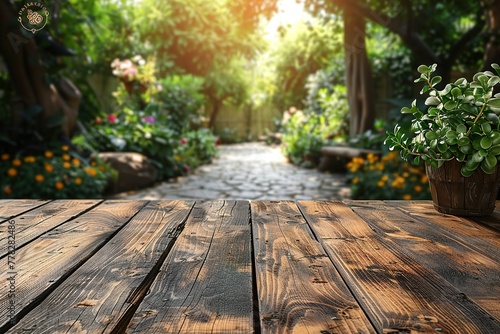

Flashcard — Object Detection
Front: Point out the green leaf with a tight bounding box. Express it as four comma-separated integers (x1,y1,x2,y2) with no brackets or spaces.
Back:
417,64,430,74
461,165,474,177
487,76,500,87
444,100,458,110
481,122,492,134
488,98,500,109
456,124,467,133
431,75,442,87
425,96,441,106
401,107,412,114
425,131,439,140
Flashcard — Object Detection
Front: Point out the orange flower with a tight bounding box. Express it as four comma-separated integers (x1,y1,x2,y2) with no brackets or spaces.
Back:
421,175,428,184
1,153,9,160
72,158,81,167
90,161,97,167
24,156,36,163
35,174,44,182
75,177,82,185
12,159,22,167
414,185,422,193
55,181,64,190
63,162,71,169
63,154,71,161
7,168,17,177
352,177,359,184
403,194,412,200
45,164,54,173
45,151,53,158
3,185,12,194
61,145,69,151
85,167,97,177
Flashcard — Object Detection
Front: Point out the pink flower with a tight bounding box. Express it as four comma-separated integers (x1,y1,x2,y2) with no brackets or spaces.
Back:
108,114,117,123
143,115,155,124
180,138,188,145
183,164,190,173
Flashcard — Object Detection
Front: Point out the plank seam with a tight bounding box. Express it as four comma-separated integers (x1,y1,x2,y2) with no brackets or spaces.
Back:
109,201,196,334
0,200,149,334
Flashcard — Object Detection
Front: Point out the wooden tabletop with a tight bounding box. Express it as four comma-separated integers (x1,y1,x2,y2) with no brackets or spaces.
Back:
0,199,499,333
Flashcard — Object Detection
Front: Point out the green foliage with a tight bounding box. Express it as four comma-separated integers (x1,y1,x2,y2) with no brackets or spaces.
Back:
271,18,343,109
347,151,430,200
281,112,326,166
157,75,206,131
0,144,112,199
385,64,500,176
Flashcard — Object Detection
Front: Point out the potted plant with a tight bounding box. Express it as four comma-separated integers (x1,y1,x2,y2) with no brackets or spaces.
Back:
385,63,500,216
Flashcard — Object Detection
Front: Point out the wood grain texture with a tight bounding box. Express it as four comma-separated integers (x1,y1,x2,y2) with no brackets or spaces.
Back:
347,200,500,319
252,200,375,334
0,200,49,221
0,200,147,331
7,200,192,334
0,199,101,258
299,200,500,334
128,200,254,334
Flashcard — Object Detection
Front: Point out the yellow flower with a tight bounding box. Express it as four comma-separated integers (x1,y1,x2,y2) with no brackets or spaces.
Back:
75,177,82,185
403,194,412,200
85,167,97,177
367,153,378,164
45,151,53,158
63,162,71,169
24,156,36,163
45,164,54,173
377,162,385,171
35,174,44,182
1,153,9,160
381,175,389,182
61,145,69,151
382,151,398,162
174,155,182,162
3,185,12,194
414,185,422,193
377,180,385,188
7,168,17,177
12,158,22,167
55,181,64,190
352,177,359,184
391,176,405,189
72,158,81,167
421,175,428,184
63,154,71,161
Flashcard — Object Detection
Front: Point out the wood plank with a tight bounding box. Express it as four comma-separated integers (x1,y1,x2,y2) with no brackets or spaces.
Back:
7,200,193,334
252,200,375,334
299,200,500,333
0,199,102,258
346,200,500,319
0,200,50,222
385,201,500,262
127,200,255,334
0,200,147,331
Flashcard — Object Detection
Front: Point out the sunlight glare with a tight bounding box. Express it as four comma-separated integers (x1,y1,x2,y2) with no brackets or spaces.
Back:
265,0,308,38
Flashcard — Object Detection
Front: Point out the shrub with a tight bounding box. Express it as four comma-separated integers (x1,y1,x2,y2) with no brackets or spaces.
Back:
347,151,431,200
0,144,112,199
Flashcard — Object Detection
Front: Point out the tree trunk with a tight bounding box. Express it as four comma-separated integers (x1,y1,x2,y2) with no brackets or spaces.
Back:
0,1,78,140
483,0,500,69
208,98,223,129
343,7,376,138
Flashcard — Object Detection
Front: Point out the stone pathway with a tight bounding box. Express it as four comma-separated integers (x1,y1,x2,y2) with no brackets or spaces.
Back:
114,142,350,200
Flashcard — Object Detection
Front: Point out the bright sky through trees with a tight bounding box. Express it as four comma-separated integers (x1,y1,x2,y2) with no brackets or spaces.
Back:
265,0,309,39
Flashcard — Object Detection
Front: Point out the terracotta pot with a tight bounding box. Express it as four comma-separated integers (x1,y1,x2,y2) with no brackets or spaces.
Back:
426,159,500,216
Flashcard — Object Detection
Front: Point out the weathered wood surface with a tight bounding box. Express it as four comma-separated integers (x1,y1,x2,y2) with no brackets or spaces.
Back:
251,201,375,333
0,200,498,334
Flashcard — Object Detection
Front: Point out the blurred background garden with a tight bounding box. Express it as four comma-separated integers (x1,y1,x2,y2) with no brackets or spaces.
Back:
0,0,498,200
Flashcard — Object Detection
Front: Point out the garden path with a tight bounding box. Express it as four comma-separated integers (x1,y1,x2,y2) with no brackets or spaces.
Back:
114,142,350,200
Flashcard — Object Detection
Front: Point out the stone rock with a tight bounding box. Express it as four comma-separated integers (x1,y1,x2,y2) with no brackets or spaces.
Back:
98,152,158,193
